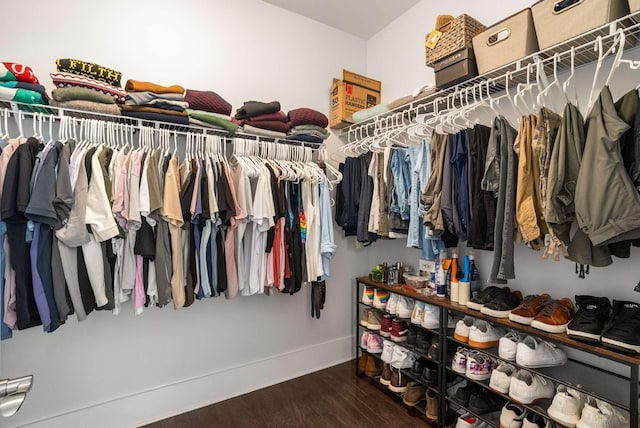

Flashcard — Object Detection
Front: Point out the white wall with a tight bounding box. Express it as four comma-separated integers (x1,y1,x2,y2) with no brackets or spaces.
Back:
0,1,417,427
366,0,640,300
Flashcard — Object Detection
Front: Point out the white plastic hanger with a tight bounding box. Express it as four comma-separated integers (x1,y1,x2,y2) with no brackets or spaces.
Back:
586,35,612,113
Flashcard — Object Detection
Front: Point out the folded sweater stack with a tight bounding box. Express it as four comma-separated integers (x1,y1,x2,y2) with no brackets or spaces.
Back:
185,89,237,134
0,62,49,105
234,101,290,138
122,80,188,125
50,58,124,114
286,107,329,144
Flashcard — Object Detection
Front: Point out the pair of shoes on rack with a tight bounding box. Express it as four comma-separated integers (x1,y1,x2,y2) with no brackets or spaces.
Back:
451,382,501,415
497,332,567,368
380,315,410,342
360,331,383,354
500,402,553,428
451,348,496,380
568,296,640,354
489,362,560,404
357,349,382,378
455,318,506,349
412,301,450,329
380,340,418,393
362,286,415,318
501,393,630,428
467,286,520,316
455,413,489,428
511,294,575,334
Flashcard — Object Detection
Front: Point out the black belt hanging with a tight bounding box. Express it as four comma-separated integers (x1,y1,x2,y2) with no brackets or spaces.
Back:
311,281,326,319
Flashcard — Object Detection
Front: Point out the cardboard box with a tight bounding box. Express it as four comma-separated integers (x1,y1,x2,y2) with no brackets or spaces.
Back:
434,48,478,89
329,69,382,129
532,0,629,50
473,8,539,74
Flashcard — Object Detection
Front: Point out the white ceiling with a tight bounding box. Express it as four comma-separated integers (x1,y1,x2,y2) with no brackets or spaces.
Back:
262,0,421,39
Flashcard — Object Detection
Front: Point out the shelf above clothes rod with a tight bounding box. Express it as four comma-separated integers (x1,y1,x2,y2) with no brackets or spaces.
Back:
0,100,326,148
341,9,640,138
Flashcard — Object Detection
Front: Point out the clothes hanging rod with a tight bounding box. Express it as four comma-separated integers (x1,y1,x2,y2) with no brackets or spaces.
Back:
341,9,640,137
0,100,325,148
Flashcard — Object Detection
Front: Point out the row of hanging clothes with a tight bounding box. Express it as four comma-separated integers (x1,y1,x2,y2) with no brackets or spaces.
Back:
0,110,339,339
336,28,640,284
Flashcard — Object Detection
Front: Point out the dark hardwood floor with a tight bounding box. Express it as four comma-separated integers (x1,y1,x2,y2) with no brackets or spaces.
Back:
143,361,430,428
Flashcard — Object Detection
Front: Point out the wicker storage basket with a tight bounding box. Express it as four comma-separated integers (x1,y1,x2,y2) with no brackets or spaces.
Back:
425,14,486,66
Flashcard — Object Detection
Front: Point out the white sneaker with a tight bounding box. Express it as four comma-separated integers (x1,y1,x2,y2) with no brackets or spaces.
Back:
548,384,586,427
576,397,629,428
500,401,525,428
466,351,495,380
360,331,370,349
361,285,374,305
397,297,415,319
454,316,475,342
451,347,469,374
386,293,400,314
508,370,554,404
411,301,425,325
390,346,417,370
381,340,395,363
516,336,567,368
455,413,479,428
373,288,390,309
489,362,515,394
468,320,505,349
421,303,440,329
499,330,523,361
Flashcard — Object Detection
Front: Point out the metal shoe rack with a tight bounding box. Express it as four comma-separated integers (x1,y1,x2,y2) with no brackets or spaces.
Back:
355,277,447,427
355,276,640,427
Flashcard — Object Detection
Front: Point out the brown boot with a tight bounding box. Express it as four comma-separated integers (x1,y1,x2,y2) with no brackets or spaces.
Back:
358,351,368,375
426,389,439,420
364,355,382,377
380,362,392,386
402,382,426,407
389,366,409,393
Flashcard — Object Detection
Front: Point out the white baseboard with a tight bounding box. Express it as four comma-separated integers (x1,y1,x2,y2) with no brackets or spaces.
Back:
16,335,355,428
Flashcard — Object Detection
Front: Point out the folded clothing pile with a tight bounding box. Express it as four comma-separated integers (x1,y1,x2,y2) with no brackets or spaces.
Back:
122,80,188,125
184,89,237,135
286,107,329,144
234,101,290,138
50,58,124,114
0,62,49,105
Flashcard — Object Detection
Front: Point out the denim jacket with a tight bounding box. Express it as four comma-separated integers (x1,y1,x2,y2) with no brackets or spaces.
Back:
390,148,411,220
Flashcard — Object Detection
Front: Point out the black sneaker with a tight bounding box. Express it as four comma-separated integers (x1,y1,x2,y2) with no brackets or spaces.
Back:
451,383,472,406
407,324,418,347
411,357,426,377
416,329,433,354
480,290,523,318
421,366,438,386
468,387,501,414
467,286,510,311
566,296,611,343
601,300,640,353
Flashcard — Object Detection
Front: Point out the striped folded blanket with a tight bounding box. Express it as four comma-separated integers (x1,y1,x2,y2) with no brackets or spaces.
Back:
50,72,127,103
56,58,122,87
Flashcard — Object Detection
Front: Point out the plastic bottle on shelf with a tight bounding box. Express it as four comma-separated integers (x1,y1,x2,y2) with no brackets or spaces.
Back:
459,255,471,305
469,253,481,298
436,252,447,298
450,251,459,302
